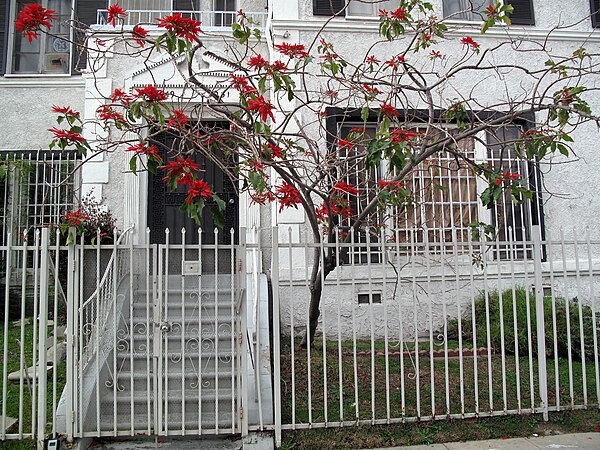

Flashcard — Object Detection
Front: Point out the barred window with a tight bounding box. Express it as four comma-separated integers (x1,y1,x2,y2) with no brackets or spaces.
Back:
337,124,542,260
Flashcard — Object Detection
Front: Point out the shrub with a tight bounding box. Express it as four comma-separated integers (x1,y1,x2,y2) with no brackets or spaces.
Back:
60,192,117,244
446,287,599,360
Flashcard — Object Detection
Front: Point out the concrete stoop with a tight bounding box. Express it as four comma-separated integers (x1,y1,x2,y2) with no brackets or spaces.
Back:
66,432,274,450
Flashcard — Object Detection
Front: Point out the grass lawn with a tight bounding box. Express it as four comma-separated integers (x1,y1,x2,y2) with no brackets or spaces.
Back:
280,338,599,424
280,409,600,449
0,317,66,446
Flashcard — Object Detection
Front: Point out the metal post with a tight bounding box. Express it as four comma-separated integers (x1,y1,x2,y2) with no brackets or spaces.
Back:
532,225,549,420
64,228,76,440
271,227,282,447
238,228,249,436
37,228,50,448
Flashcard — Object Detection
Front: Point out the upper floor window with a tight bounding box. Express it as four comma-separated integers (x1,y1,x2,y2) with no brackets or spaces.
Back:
347,0,395,17
591,0,600,28
443,0,535,25
443,0,493,21
8,0,73,74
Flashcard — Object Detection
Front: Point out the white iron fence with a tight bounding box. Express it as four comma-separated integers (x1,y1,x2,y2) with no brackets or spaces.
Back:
269,225,600,444
0,224,598,448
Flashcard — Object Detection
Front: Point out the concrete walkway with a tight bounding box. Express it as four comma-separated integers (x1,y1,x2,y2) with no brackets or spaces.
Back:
373,432,600,450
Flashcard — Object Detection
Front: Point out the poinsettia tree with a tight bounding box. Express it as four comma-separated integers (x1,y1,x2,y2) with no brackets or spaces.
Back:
15,0,599,346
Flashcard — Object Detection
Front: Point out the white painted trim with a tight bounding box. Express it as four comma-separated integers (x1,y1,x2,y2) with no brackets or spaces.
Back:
272,19,600,42
0,76,85,88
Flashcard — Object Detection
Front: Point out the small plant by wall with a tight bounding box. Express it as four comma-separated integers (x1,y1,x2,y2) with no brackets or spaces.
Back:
446,287,599,360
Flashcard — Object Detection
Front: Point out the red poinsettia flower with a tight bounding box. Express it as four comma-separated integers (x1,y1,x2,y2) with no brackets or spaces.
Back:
167,109,190,129
274,43,308,58
96,105,125,123
134,85,169,103
126,143,162,162
461,36,480,51
365,55,381,65
132,25,148,46
378,180,405,190
337,138,354,151
185,179,212,204
230,74,252,92
49,127,86,143
248,54,269,70
334,182,360,196
247,96,276,122
64,210,90,226
390,7,407,20
106,3,127,27
265,143,284,159
390,129,421,143
15,3,56,43
162,157,200,186
380,102,399,119
363,84,382,96
110,88,134,105
275,183,302,212
156,13,202,42
385,55,406,71
268,60,288,74
52,105,80,117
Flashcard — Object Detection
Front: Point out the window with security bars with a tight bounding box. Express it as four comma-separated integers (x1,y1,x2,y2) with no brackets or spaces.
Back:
0,151,80,248
338,124,542,260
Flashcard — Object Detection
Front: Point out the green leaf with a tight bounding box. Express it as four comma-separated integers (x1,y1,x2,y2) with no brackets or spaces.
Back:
361,106,370,122
129,155,137,175
258,76,267,95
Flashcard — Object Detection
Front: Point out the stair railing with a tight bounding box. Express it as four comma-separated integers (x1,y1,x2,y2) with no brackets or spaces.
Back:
78,226,134,369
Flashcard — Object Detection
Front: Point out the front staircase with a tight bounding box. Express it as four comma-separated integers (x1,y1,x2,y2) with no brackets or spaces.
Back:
78,274,242,436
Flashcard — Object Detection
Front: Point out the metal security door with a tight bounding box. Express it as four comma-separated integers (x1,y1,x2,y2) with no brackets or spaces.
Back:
154,233,244,436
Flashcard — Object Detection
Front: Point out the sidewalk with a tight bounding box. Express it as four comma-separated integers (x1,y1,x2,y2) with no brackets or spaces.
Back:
372,432,600,450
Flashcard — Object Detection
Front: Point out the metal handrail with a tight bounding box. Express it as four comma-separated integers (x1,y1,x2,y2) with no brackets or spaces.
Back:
80,225,134,310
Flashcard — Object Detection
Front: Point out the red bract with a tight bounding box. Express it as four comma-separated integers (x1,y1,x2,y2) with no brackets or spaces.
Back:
111,88,134,104
97,105,125,123
126,143,162,162
365,55,380,65
186,179,212,204
274,43,308,58
162,157,200,184
390,129,421,143
363,84,382,95
461,36,480,51
337,138,354,150
380,102,399,119
247,96,276,122
391,8,407,20
134,85,169,103
167,110,190,129
64,210,90,226
430,50,442,59
334,182,359,196
49,128,86,143
385,55,406,71
15,3,56,43
249,191,276,206
276,183,302,212
265,143,284,159
269,60,288,74
52,105,79,117
248,54,269,70
230,74,252,92
378,180,404,190
107,3,127,27
132,25,148,46
157,13,202,41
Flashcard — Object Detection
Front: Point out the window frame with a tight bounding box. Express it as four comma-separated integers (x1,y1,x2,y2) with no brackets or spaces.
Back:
5,0,75,76
326,107,544,261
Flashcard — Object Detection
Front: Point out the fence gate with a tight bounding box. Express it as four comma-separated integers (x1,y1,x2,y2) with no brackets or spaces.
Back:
71,229,247,439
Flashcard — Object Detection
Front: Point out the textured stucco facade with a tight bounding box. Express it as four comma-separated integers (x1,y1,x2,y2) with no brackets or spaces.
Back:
1,1,600,340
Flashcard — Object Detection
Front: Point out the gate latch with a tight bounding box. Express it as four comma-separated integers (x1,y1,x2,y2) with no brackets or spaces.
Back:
159,322,171,333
